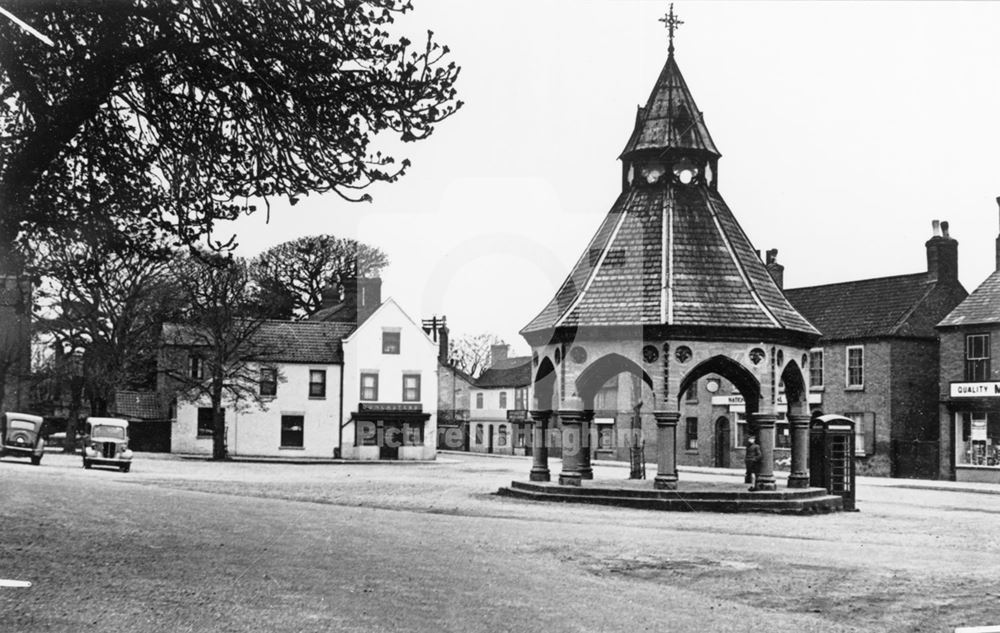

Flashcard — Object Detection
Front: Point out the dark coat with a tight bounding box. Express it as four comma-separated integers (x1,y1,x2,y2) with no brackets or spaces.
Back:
744,443,762,470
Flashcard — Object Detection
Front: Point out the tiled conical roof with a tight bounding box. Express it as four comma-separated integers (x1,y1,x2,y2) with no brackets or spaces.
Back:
620,53,720,159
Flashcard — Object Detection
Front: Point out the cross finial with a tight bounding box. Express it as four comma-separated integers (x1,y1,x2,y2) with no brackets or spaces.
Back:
659,3,683,55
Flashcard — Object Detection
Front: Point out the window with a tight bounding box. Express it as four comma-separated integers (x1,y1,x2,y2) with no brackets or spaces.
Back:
514,387,528,410
476,392,484,409
685,417,698,450
776,414,790,449
402,374,421,402
309,370,327,398
360,373,378,401
197,407,221,438
809,348,824,388
966,334,991,382
280,415,304,448
686,380,698,403
189,355,203,379
497,425,508,448
404,422,424,446
956,411,1000,466
475,424,484,445
382,331,400,354
259,367,277,397
499,391,508,409
846,346,864,389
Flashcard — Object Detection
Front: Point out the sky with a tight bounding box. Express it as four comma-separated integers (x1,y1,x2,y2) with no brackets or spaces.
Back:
218,1,1000,356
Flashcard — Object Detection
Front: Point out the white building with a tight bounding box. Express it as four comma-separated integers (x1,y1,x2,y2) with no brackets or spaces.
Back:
165,280,438,460
467,345,532,455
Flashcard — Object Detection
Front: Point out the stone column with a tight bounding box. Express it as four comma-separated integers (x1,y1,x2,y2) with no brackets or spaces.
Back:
529,410,551,482
579,410,594,480
558,408,589,486
787,413,811,488
751,412,777,491
653,411,680,490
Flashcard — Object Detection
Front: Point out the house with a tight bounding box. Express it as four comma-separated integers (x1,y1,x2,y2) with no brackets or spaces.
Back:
936,208,1000,482
163,278,438,460
467,344,531,455
783,221,968,477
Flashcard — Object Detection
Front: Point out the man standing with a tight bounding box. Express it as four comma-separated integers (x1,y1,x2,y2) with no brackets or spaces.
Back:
745,434,762,491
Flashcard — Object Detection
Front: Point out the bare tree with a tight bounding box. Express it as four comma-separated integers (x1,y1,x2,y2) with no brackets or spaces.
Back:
0,277,30,411
164,253,273,460
448,333,505,379
249,235,390,319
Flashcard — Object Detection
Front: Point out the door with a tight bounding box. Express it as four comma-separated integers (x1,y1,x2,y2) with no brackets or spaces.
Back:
380,422,401,460
714,417,731,468
487,425,494,454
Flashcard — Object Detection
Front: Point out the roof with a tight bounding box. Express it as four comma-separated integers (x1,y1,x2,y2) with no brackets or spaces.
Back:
785,273,937,340
113,391,163,420
620,53,720,159
939,268,1000,328
475,356,532,389
521,183,818,337
162,320,351,364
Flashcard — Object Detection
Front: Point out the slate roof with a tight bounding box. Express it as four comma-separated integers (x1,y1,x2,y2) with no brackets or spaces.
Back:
476,356,532,389
162,320,350,364
938,269,1000,328
620,53,720,159
521,183,818,336
785,273,938,340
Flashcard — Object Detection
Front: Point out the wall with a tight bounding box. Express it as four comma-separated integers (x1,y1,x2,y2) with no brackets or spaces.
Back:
341,300,439,460
889,339,940,442
171,362,342,458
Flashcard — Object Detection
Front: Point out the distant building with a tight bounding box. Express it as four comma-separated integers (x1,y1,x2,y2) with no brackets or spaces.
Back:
163,278,438,460
937,207,1000,482
785,221,968,478
467,345,531,455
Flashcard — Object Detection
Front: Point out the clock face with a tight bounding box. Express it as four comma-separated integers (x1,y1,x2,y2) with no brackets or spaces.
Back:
673,158,699,184
706,380,720,393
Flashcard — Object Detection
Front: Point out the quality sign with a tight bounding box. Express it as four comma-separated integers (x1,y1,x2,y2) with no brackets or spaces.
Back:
950,382,1000,397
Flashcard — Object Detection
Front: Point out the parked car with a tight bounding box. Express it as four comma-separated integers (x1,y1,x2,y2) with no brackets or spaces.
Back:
82,417,133,472
0,412,46,465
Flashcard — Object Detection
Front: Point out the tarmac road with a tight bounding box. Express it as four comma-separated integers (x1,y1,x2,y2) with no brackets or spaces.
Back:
2,451,1000,632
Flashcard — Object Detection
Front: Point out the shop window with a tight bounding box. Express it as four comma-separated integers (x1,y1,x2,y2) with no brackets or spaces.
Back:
497,425,508,447
475,424,484,445
402,374,420,402
382,331,400,354
956,412,1000,467
280,415,304,448
598,424,615,450
499,391,508,409
735,413,748,448
966,334,991,381
308,370,327,398
197,407,221,438
259,367,277,397
809,348,824,388
846,346,864,389
404,423,424,447
685,417,698,450
514,425,527,449
476,393,484,409
360,373,378,401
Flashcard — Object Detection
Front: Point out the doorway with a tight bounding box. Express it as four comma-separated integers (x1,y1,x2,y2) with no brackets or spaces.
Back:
714,416,731,468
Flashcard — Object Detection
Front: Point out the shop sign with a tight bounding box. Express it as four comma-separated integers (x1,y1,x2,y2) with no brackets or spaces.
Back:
710,393,823,409
950,382,1000,398
358,402,423,413
506,409,528,422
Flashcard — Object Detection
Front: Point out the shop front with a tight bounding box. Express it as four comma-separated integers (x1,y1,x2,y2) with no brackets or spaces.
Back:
348,402,433,460
946,382,1000,483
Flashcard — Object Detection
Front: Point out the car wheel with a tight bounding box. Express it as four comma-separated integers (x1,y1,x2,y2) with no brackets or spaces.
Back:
30,455,42,466
120,463,130,473
83,459,92,469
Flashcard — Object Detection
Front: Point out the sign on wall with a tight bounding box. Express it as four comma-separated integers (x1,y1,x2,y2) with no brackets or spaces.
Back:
358,403,423,413
950,382,1000,398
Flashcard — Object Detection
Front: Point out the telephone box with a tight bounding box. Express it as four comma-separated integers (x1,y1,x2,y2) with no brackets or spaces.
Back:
809,414,857,511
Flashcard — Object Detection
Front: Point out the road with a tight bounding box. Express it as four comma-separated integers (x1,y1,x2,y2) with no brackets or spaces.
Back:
2,451,999,632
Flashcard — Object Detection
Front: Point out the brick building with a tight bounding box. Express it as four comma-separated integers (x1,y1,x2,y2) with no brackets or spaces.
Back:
937,211,1000,482
784,221,968,478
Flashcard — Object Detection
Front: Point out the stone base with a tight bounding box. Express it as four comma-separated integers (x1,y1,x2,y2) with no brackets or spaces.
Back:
529,469,551,482
498,480,845,514
755,481,777,491
786,474,810,489
653,475,678,490
580,468,594,480
559,473,582,486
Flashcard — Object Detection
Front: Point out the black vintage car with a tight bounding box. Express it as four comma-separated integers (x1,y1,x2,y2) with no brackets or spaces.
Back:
0,412,46,465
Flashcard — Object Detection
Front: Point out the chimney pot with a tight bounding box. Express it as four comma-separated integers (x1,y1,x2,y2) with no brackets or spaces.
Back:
941,221,950,238
932,219,941,237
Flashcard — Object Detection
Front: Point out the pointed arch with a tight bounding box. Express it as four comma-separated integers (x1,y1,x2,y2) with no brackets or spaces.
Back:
780,360,808,417
576,353,654,410
678,355,761,414
533,356,557,410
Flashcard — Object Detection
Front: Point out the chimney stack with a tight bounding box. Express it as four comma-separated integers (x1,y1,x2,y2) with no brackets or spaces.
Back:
422,316,450,364
490,343,510,367
764,248,784,290
356,277,382,323
926,219,958,284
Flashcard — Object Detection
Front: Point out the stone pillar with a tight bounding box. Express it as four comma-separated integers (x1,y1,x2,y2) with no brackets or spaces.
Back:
787,413,811,488
752,412,777,491
653,411,680,490
580,410,594,480
558,407,590,486
529,410,551,482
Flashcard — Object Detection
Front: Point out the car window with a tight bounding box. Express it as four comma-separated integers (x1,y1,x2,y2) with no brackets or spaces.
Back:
92,425,125,439
9,420,37,430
